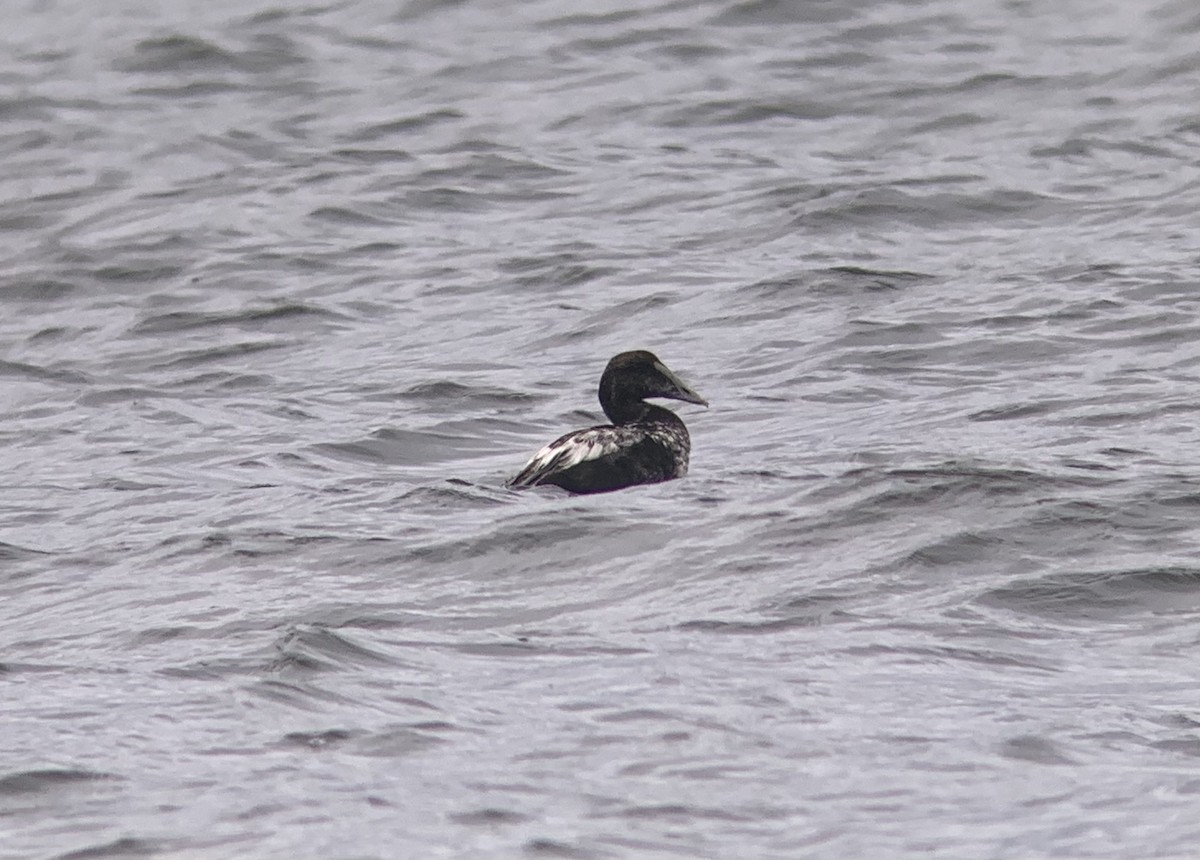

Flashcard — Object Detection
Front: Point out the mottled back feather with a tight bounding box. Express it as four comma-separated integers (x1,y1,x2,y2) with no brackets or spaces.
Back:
508,417,690,495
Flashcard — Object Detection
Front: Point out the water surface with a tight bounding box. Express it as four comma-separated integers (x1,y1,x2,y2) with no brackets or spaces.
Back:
3,0,1200,857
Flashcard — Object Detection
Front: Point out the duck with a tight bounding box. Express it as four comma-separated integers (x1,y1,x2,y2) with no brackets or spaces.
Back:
508,350,707,495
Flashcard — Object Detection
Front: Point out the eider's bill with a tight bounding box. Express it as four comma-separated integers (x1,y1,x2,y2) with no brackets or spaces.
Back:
646,357,707,407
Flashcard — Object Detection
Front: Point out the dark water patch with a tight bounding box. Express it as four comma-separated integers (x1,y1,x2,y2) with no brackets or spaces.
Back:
400,186,491,212
662,97,841,128
1150,738,1200,758
419,152,571,185
1035,136,1180,162
452,806,532,825
270,721,452,756
944,71,1055,95
736,274,808,303
148,340,285,370
247,678,356,710
127,626,202,647
92,478,169,492
54,837,162,860
1051,400,1173,428
159,530,344,562
837,319,946,348
392,0,476,23
528,295,686,347
813,462,1105,523
439,639,542,658
0,93,55,120
270,450,336,474
0,278,78,300
159,662,241,682
1019,498,1123,533
887,463,1099,495
599,802,763,822
1157,491,1200,510
310,204,407,227
131,303,339,335
405,511,674,572
979,567,1200,620
397,380,537,410
179,371,278,392
891,172,989,189
500,253,619,292
818,266,934,291
313,425,492,466
200,127,289,162
453,639,649,659
524,837,597,859
678,614,831,634
542,7,643,27
901,530,1006,570
570,26,702,56
711,0,856,26
845,642,1058,673
347,109,466,142
304,604,439,635
551,293,678,343
394,483,511,510
998,735,1077,766
126,80,241,98
1059,458,1120,474
909,112,990,133
0,211,55,230
353,723,454,757
0,358,90,385
117,35,242,73
969,400,1066,422
115,33,306,76
0,540,53,561
767,48,878,76
653,40,730,63
794,187,1065,232
770,590,858,618
268,625,398,674
74,386,158,407
369,633,641,662
0,769,119,796
93,262,186,284
239,6,303,26
279,728,357,750
763,463,1118,570
330,147,414,164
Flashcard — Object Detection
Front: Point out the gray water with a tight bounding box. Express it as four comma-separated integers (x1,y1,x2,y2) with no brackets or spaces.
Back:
4,0,1200,857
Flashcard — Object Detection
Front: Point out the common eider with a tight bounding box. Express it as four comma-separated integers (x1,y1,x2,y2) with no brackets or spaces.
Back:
507,350,707,495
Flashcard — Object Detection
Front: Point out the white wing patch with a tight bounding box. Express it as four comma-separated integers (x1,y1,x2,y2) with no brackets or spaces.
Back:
508,426,631,488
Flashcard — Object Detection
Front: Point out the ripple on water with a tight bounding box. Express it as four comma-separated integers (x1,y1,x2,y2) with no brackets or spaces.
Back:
979,566,1200,621
267,624,399,674
115,32,307,77
313,425,498,466
0,769,119,796
278,724,450,757
129,303,341,336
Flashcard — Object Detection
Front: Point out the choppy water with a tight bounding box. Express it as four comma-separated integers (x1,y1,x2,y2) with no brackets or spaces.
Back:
4,0,1200,857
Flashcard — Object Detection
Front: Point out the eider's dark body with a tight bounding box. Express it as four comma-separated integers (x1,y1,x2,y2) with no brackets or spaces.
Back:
508,351,706,495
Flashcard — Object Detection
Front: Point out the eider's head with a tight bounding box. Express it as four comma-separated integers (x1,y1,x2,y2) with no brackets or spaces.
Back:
599,350,707,424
